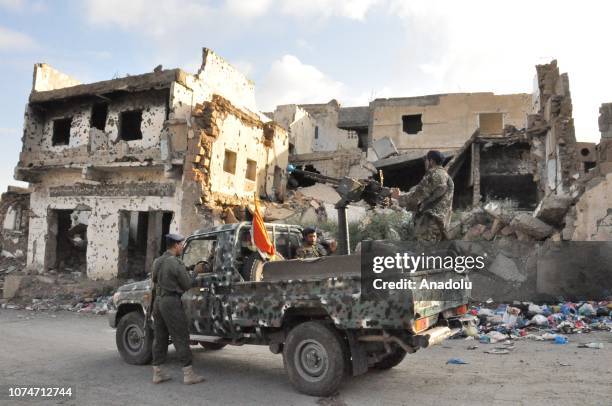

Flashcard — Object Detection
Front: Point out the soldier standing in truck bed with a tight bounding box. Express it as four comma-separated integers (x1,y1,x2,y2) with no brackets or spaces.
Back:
296,227,328,259
151,233,206,385
391,150,454,242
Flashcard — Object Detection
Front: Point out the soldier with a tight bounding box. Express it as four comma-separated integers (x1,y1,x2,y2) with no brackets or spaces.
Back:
296,227,328,259
391,150,454,241
151,233,206,385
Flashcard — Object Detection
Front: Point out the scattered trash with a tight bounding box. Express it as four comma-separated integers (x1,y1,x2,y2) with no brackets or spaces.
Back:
480,331,507,344
554,335,568,344
467,345,479,350
558,362,571,367
446,358,468,365
530,314,548,326
578,342,604,349
484,348,510,355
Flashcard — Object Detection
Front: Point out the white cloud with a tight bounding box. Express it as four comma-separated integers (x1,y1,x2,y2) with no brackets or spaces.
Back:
257,55,345,110
225,0,272,19
279,0,381,20
84,0,213,37
0,26,37,51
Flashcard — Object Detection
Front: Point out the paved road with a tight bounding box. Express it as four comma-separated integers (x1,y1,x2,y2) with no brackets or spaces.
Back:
1,309,611,406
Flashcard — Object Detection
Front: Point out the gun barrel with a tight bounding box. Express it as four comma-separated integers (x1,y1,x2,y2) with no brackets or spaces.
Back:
290,168,341,186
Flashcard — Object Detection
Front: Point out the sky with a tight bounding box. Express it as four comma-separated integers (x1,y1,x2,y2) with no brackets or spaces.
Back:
1,0,610,194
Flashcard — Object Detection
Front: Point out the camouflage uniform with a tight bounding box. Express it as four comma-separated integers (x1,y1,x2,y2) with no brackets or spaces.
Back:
397,166,454,241
151,251,194,367
296,243,327,259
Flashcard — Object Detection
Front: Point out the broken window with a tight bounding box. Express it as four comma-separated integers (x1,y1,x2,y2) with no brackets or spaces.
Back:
479,113,503,135
245,159,257,181
402,115,422,134
52,117,72,146
119,110,143,141
90,102,108,131
223,149,237,174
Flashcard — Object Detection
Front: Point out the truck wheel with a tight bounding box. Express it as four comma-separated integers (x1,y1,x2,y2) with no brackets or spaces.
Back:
199,342,227,350
116,311,153,365
372,348,406,370
283,321,347,397
241,252,264,281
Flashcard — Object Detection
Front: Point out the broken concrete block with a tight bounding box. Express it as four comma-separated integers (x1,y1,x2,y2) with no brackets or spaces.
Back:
299,207,318,225
534,195,573,225
490,219,503,235
489,253,527,283
500,225,515,236
3,275,24,299
484,202,513,224
510,214,554,240
264,207,296,221
372,137,398,160
298,184,341,204
465,224,487,240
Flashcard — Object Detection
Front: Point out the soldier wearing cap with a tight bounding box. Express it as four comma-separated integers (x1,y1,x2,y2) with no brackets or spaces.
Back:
151,233,206,385
391,150,454,241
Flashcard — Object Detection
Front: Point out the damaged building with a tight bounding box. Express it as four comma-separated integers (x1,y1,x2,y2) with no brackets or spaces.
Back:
15,48,288,280
273,60,610,242
8,50,612,283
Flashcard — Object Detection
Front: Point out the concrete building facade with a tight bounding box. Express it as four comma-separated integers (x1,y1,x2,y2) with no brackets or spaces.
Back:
16,48,288,280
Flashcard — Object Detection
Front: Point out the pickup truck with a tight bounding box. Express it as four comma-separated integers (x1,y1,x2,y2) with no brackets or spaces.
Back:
109,222,470,396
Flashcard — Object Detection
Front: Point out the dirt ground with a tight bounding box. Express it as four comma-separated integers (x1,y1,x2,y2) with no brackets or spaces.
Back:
0,309,610,406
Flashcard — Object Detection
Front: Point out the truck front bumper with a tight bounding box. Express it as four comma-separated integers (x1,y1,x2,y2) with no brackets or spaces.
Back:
108,309,118,328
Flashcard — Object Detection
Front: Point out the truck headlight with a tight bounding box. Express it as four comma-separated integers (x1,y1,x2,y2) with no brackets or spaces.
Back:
112,292,121,306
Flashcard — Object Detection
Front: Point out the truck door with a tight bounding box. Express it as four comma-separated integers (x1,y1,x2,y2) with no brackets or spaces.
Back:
181,235,219,335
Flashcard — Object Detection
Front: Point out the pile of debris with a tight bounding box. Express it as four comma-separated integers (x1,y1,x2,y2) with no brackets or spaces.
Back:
464,299,612,346
449,195,574,241
1,269,121,315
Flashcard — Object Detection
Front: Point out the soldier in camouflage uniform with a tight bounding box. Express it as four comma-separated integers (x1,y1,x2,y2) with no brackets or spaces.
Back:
296,227,328,259
151,233,206,385
391,150,454,241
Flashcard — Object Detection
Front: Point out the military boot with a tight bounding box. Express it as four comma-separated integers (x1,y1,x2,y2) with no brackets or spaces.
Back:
182,366,205,384
152,366,172,384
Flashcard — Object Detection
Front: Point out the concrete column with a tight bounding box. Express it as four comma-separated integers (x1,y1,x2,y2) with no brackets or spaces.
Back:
145,211,163,274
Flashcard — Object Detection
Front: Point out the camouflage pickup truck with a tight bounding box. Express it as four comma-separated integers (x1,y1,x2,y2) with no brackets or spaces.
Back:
109,222,470,396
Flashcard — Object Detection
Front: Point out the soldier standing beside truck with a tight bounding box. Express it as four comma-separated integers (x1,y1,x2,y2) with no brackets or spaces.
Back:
151,233,206,385
391,150,454,241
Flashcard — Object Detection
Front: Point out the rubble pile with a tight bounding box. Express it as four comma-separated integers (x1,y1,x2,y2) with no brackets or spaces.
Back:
1,269,120,315
449,197,574,242
465,299,612,346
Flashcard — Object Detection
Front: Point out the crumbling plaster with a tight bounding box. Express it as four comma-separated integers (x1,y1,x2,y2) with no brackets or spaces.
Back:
571,173,612,240
18,48,288,280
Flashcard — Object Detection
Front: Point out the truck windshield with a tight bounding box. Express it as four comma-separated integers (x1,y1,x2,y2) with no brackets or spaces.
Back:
182,237,216,268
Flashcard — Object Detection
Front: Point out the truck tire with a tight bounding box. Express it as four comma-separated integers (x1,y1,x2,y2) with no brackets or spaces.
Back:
116,311,153,365
372,348,406,370
199,342,227,350
283,321,347,397
241,252,264,281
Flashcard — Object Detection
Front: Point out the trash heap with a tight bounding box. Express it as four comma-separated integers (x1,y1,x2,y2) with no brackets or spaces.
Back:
465,299,612,346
